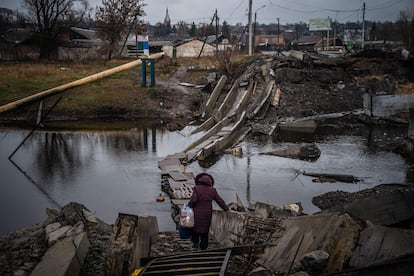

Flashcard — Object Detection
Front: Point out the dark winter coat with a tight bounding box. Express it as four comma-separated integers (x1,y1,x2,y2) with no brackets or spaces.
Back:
188,174,229,234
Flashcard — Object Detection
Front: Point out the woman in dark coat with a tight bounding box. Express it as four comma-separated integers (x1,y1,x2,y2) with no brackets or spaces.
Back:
188,173,229,250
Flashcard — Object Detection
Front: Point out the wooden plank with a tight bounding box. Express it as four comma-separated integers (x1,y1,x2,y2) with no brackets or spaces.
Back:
168,179,194,189
157,158,183,171
168,171,190,181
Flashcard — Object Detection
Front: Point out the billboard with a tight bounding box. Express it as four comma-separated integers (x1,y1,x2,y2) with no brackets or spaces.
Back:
309,18,331,31
127,34,149,56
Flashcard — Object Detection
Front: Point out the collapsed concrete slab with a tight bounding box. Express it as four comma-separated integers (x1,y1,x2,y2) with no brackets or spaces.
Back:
363,93,414,117
248,201,303,218
259,143,321,161
335,189,414,226
257,213,361,274
349,224,414,268
31,232,90,276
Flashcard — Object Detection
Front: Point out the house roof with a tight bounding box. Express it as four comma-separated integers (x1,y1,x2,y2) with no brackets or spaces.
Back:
2,28,33,44
297,35,323,45
205,34,223,44
70,27,99,41
315,37,343,47
174,38,211,47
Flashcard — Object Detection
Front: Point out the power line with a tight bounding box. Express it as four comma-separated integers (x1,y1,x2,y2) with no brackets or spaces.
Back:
367,0,405,11
266,0,360,14
227,0,247,19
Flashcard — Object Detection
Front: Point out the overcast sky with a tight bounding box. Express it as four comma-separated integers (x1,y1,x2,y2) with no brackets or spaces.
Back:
2,0,413,25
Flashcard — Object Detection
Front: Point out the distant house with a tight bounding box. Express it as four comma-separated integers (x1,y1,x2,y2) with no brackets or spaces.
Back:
57,27,105,61
15,32,43,60
205,34,232,51
0,35,16,60
255,35,285,48
162,39,215,58
314,37,344,52
296,35,323,51
0,28,37,60
149,39,172,54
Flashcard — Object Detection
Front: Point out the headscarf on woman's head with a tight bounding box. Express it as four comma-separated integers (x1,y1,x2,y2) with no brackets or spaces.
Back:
195,173,214,186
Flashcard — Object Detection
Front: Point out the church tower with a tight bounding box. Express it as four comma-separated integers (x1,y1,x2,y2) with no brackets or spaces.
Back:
164,7,171,27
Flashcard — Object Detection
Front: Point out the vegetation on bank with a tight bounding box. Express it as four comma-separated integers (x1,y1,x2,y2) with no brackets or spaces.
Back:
0,55,255,123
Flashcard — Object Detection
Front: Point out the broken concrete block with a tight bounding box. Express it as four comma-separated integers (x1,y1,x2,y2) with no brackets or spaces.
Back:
31,232,90,276
259,144,321,162
45,222,61,234
82,209,98,224
47,225,72,245
279,120,317,133
300,250,329,273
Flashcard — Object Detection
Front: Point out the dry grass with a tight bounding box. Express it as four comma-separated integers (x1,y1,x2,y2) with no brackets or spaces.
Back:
0,55,248,120
0,60,137,103
395,82,414,94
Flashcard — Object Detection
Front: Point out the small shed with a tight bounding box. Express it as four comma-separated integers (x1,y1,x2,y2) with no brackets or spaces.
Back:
162,39,215,58
296,35,323,51
57,27,105,61
0,35,16,60
314,37,344,52
255,35,285,48
0,28,34,60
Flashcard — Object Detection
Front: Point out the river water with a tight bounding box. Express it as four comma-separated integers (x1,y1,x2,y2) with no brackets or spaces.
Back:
0,122,410,234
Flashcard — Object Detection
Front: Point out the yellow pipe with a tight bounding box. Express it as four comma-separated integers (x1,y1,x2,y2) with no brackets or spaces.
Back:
0,52,164,114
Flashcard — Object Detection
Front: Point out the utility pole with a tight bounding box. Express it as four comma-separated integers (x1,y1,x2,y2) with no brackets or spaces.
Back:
362,2,366,50
248,0,253,55
277,18,280,49
198,10,217,58
254,11,257,51
215,9,219,55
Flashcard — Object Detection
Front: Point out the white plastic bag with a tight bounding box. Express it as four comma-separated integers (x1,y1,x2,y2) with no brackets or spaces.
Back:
180,203,194,228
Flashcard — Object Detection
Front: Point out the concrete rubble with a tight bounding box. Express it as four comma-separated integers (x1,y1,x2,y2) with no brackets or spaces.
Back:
1,186,414,275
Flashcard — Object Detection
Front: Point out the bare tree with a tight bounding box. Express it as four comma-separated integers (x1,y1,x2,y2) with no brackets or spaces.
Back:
175,21,188,35
216,46,237,80
398,10,414,50
95,0,145,60
23,0,90,59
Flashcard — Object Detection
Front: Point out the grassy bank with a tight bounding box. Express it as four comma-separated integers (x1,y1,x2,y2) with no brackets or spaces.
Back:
0,55,254,124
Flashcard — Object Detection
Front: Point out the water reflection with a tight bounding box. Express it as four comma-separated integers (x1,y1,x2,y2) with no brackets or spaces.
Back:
0,126,203,234
0,123,410,234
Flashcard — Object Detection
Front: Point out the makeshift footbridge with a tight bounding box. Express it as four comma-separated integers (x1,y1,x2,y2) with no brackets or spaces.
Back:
158,59,279,216
153,60,279,275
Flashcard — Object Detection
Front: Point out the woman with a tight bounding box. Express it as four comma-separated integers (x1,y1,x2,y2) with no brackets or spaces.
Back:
188,173,229,250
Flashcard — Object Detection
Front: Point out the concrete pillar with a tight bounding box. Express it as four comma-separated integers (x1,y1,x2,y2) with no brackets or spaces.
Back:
105,213,158,275
141,58,147,87
149,59,155,87
409,108,414,140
